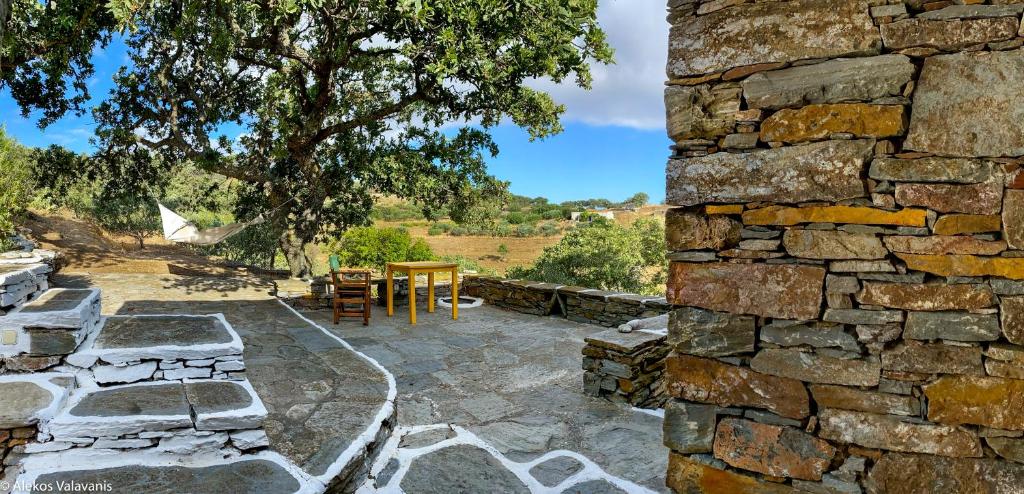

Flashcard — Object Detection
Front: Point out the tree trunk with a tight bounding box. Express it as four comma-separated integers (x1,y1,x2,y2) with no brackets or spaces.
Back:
279,228,311,278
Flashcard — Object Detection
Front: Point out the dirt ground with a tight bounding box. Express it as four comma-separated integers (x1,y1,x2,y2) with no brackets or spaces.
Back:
21,210,259,277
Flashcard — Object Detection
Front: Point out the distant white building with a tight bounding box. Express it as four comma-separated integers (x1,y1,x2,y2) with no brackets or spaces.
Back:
571,210,615,222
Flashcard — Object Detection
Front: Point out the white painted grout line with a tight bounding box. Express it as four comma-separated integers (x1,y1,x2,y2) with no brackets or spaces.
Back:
275,299,398,488
359,423,658,494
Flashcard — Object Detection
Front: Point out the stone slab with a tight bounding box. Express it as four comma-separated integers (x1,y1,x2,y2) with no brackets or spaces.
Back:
896,253,1024,280
666,354,810,419
818,409,982,457
667,262,825,320
880,17,1018,51
27,459,303,494
94,315,234,348
924,375,1024,430
713,418,835,481
782,230,887,260
667,307,755,357
903,311,1000,342
750,349,880,387
0,381,57,429
667,0,880,78
741,55,914,110
400,444,530,493
742,205,926,227
667,452,798,494
760,104,906,144
869,157,992,183
666,140,872,207
867,453,1024,494
905,50,1024,157
856,282,995,311
881,341,983,376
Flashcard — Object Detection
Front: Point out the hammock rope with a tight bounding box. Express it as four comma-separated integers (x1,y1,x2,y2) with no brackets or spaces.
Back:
158,195,299,246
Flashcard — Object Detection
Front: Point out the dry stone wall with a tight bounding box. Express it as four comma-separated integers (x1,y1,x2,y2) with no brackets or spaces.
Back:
664,1,1024,493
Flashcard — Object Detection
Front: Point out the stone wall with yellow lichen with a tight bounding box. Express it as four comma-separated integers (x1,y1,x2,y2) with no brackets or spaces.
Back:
662,1,1024,492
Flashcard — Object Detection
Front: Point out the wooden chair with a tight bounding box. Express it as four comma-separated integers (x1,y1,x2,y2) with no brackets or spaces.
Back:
329,255,371,326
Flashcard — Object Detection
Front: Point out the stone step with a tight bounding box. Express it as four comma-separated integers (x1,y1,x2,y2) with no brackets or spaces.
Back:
0,374,74,430
66,314,243,370
46,379,267,443
13,450,318,494
2,289,102,359
0,264,51,310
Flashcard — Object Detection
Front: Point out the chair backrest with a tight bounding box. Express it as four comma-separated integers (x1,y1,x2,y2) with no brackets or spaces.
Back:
328,254,342,273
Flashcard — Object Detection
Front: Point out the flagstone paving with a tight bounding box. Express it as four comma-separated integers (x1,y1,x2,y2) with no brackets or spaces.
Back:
52,273,667,493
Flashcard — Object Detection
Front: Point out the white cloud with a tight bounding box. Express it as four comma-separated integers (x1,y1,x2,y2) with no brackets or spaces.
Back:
529,0,669,130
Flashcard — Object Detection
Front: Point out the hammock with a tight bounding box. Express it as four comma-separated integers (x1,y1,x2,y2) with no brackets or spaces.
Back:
158,203,266,246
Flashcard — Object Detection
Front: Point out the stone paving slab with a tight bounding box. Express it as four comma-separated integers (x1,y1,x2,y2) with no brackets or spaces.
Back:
0,375,71,429
50,379,266,438
14,451,320,494
95,315,234,348
18,289,95,313
67,314,243,366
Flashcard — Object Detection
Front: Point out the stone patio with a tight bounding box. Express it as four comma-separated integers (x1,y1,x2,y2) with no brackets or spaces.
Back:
44,272,666,492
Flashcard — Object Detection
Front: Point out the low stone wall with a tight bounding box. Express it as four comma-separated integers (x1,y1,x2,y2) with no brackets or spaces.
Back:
462,276,671,327
583,329,669,407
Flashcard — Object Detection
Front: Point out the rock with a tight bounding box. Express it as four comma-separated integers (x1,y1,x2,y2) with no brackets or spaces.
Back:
163,367,213,380
855,282,995,311
881,341,983,376
742,205,926,227
986,360,1024,380
992,280,1024,296
760,104,906,144
0,381,56,429
782,230,887,260
818,409,982,457
867,453,1024,493
667,452,799,494
809,385,919,416
665,85,740,142
882,236,1006,256
666,140,872,206
667,307,755,357
903,312,1000,342
1003,189,1024,249
933,214,1001,235
230,429,270,450
905,50,1024,157
663,400,715,453
881,17,1018,51
713,418,836,481
741,55,915,110
985,437,1024,463
93,361,158,384
823,309,903,325
896,253,1024,280
894,178,1002,215
924,375,1024,430
750,349,880,386
665,208,741,251
826,275,860,294
667,0,880,78
829,261,896,273
869,157,992,183
667,262,825,320
722,132,759,150
918,4,1024,20
665,354,810,419
759,321,860,352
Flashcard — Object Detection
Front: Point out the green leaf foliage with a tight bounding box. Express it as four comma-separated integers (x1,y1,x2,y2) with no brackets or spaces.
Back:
0,128,34,238
508,218,666,295
330,226,434,273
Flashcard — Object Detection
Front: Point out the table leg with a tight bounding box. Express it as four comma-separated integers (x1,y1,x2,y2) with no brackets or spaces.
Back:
408,270,417,325
451,268,458,320
386,266,394,317
428,272,435,313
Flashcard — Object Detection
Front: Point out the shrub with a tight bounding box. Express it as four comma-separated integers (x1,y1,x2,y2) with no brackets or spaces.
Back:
514,223,536,236
538,222,561,236
330,226,434,273
0,129,33,239
90,191,162,248
541,209,562,220
505,211,526,225
508,218,666,295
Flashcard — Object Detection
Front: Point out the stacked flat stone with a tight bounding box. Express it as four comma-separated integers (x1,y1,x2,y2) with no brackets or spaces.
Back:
583,328,669,407
463,276,672,327
663,1,1024,493
0,264,50,314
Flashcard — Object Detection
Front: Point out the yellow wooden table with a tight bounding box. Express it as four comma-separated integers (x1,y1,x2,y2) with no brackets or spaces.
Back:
386,261,459,325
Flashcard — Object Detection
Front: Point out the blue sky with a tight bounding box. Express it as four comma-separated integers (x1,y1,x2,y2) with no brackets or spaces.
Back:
0,0,670,204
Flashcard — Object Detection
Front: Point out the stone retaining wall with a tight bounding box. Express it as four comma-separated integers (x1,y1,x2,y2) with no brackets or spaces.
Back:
583,329,669,407
664,1,1024,493
462,276,671,327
